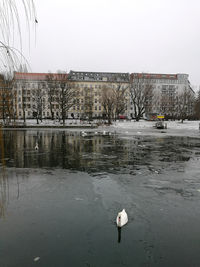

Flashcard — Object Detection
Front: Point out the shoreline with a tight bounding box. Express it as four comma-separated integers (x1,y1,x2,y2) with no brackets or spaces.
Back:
1,120,200,138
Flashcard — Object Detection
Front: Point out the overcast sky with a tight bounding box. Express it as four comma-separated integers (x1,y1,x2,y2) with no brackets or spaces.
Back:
23,0,200,88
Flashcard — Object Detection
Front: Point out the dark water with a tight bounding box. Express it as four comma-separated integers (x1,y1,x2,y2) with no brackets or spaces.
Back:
0,129,200,267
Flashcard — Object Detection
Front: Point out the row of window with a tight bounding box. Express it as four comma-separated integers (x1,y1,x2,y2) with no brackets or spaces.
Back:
17,97,103,105
17,110,106,118
18,103,103,111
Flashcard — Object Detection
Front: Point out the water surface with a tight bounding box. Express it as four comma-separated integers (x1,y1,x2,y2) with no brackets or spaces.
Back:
0,130,200,267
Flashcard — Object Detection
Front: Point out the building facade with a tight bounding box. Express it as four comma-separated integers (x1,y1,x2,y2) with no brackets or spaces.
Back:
130,73,194,119
12,71,194,121
68,71,130,119
13,71,130,120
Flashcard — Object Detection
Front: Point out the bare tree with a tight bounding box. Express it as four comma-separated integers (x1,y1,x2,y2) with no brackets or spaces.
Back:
176,87,195,122
32,83,46,124
194,89,200,119
102,86,115,124
1,78,16,124
113,84,128,120
0,1,37,75
0,1,37,219
56,73,76,125
21,83,27,123
46,73,56,120
83,87,94,121
130,75,154,121
0,76,9,122
158,94,176,119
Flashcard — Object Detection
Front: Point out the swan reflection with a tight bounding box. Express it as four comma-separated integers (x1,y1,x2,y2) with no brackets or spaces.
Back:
118,227,121,243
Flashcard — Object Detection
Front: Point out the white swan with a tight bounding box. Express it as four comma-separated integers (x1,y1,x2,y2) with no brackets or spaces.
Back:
35,142,39,150
116,209,128,227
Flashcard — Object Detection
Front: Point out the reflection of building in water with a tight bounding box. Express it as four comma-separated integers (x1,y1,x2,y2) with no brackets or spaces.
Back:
0,168,8,218
3,131,136,170
1,131,192,172
0,127,9,218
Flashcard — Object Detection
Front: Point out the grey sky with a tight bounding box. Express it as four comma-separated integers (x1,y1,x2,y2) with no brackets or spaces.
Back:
24,0,200,87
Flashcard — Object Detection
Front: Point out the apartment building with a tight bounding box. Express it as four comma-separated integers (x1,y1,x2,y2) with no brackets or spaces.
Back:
12,71,194,121
13,71,130,120
130,73,194,119
68,70,130,119
13,72,71,120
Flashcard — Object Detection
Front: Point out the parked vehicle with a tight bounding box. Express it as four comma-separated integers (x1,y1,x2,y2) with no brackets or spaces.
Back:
155,121,167,129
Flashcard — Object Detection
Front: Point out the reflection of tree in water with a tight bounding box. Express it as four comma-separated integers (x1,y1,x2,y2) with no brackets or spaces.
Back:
1,130,198,174
0,127,9,218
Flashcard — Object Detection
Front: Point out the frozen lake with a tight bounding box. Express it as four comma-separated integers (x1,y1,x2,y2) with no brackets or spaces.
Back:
0,129,200,267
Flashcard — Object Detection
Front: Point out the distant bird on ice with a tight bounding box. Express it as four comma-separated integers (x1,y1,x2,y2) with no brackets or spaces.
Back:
116,209,128,228
35,142,39,150
81,131,87,136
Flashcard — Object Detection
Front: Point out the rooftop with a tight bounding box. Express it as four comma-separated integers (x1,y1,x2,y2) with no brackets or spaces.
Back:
14,72,68,81
68,70,130,82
